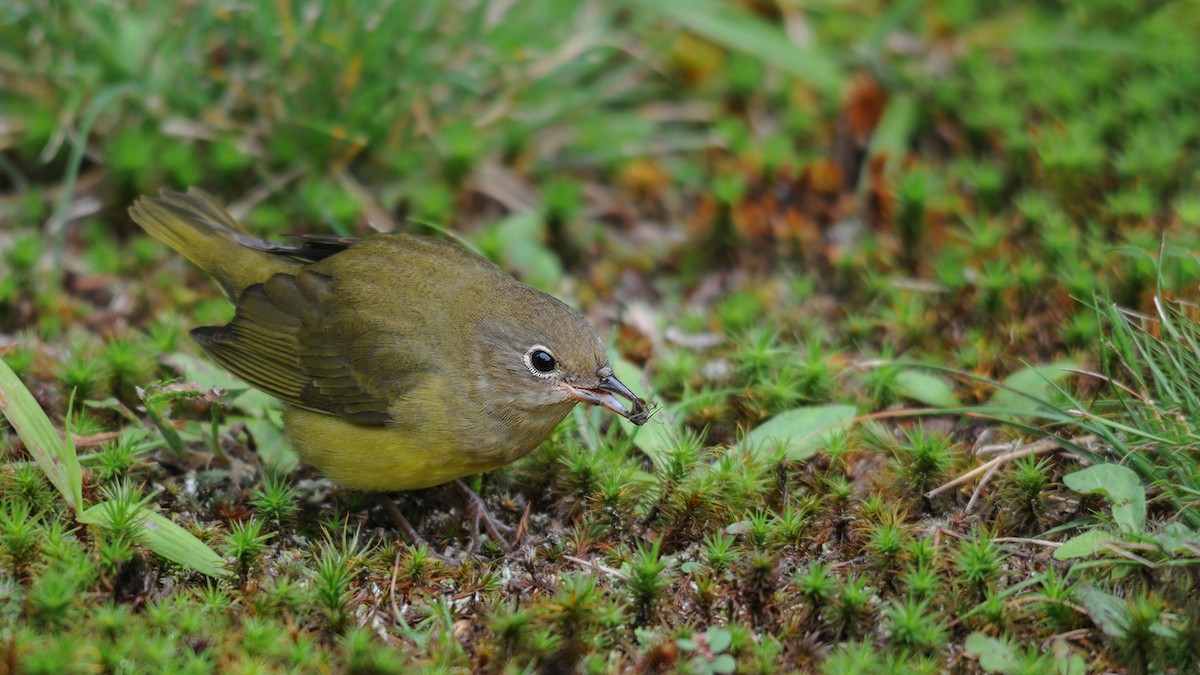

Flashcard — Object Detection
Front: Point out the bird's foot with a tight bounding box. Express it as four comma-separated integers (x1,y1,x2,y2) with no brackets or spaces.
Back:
375,494,457,564
453,479,515,551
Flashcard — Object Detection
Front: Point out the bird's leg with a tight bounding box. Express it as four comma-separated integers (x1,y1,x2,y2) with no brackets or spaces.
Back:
452,479,514,550
375,493,426,544
376,494,432,548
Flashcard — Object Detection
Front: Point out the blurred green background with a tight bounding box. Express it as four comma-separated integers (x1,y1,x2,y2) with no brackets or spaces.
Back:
4,1,1200,672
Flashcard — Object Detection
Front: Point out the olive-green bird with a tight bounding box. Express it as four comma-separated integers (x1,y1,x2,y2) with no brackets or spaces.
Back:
129,189,648,496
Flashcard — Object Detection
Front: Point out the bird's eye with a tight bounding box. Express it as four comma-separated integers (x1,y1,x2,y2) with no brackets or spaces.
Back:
525,345,557,377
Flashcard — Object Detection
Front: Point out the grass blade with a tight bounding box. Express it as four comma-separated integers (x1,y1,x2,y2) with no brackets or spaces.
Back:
79,501,230,578
639,0,844,98
0,354,82,512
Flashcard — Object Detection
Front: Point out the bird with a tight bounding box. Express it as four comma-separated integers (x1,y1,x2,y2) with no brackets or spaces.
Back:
129,188,648,545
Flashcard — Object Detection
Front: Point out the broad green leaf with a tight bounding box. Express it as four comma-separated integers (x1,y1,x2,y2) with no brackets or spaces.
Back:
986,361,1077,415
0,354,81,512
706,627,732,654
81,501,230,578
710,654,736,674
611,355,676,465
1153,522,1200,555
244,416,298,474
1053,529,1113,560
964,632,1020,673
639,0,844,98
1072,585,1127,638
492,212,563,291
739,404,857,461
1063,463,1146,532
896,369,960,407
1054,642,1089,675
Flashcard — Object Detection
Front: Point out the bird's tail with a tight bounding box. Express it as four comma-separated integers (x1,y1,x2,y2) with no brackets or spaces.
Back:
128,188,300,299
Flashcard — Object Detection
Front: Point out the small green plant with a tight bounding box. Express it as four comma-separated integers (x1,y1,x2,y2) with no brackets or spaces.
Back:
65,408,107,437
543,572,603,642
828,574,873,639
744,510,773,548
96,531,135,572
994,455,1053,533
795,562,835,612
704,532,738,572
313,541,356,631
975,588,1007,631
58,349,110,401
899,560,940,602
864,517,908,573
401,543,435,583
146,314,185,352
884,597,948,655
738,549,778,623
100,336,154,396
490,601,535,658
0,498,41,576
9,463,51,507
250,474,300,526
339,625,408,673
27,560,94,630
224,517,273,580
239,616,291,662
772,499,815,543
819,641,881,674
1030,568,1080,632
955,531,1006,595
258,576,306,617
625,540,672,624
891,425,956,498
91,480,151,548
860,358,902,410
92,432,149,483
1114,593,1168,674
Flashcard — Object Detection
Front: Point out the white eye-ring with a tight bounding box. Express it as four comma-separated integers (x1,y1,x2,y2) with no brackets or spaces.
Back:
524,344,558,378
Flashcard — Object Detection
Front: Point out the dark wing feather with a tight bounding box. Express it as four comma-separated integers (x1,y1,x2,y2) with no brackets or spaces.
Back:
230,233,360,263
192,270,400,426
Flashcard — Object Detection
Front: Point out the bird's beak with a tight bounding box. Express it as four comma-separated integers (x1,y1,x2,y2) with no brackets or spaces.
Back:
561,374,650,426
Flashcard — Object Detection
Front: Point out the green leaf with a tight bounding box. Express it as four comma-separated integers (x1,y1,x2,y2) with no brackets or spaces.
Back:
611,355,677,465
739,404,857,461
1053,529,1113,561
492,212,563,291
863,94,919,186
1152,522,1200,555
1055,643,1088,675
706,626,732,653
896,369,960,407
1072,585,1127,639
986,361,1077,415
1062,463,1146,532
964,632,1020,673
0,354,82,512
80,501,230,578
711,653,737,674
639,0,844,98
244,416,297,474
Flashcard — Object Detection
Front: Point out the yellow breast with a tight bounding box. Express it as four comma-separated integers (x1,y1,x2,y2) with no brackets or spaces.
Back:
281,404,571,492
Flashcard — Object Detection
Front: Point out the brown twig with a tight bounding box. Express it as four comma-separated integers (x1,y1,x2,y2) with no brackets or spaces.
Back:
926,435,1098,499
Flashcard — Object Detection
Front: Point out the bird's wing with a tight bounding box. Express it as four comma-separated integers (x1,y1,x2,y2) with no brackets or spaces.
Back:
192,269,422,426
231,233,361,263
